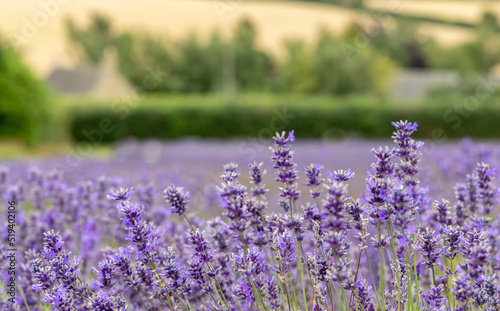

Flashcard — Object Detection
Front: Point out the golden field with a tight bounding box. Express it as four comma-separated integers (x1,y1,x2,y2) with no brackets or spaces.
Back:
366,0,500,24
0,0,489,76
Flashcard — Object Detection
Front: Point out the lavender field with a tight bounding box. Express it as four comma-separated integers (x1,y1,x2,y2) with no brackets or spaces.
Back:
2,122,500,310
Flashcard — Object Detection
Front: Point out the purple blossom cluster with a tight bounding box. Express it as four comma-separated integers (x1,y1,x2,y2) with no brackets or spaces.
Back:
1,120,500,311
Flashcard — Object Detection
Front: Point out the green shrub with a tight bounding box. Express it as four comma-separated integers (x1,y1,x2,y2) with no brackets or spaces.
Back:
0,42,53,145
277,31,397,95
66,93,500,144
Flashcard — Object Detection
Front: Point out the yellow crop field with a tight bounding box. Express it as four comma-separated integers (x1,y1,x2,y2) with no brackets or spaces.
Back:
366,0,500,24
0,0,480,76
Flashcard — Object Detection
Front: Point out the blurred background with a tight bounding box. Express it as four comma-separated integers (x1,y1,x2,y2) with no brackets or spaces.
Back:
1,0,500,158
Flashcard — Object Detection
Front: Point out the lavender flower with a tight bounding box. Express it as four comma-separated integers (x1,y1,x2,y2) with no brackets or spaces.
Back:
188,229,214,263
327,169,355,182
265,277,281,309
474,162,498,215
422,284,447,310
371,235,391,250
415,229,441,269
249,161,267,197
442,225,461,260
303,163,324,199
323,181,351,231
433,199,452,227
370,147,395,178
45,287,74,311
88,291,128,311
271,230,296,273
230,247,266,277
454,183,468,225
107,187,134,201
117,201,159,266
93,259,118,290
163,184,190,215
20,121,500,311
41,230,64,260
355,280,375,311
270,131,300,205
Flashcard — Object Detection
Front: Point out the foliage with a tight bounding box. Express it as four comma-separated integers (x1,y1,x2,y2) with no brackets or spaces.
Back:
0,41,53,145
348,10,500,74
277,30,397,95
64,92,500,143
65,13,394,95
65,9,500,99
66,12,115,65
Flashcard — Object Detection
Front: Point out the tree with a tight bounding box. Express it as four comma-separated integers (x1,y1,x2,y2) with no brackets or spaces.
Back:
0,40,52,145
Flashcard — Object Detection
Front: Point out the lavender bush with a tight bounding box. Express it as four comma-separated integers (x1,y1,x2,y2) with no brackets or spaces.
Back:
1,121,500,310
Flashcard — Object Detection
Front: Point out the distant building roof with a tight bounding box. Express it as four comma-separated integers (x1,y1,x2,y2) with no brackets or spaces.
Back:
47,67,103,94
45,49,135,99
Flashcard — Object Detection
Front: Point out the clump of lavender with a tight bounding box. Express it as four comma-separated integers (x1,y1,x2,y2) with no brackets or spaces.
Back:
22,120,500,311
32,231,119,310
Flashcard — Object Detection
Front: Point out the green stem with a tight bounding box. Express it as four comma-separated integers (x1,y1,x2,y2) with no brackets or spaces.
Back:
451,258,456,311
17,284,31,311
432,266,436,286
292,231,309,311
134,289,151,311
364,249,382,310
152,264,189,311
249,277,269,311
377,223,386,311
281,271,293,311
192,293,217,311
387,221,402,311
183,214,196,232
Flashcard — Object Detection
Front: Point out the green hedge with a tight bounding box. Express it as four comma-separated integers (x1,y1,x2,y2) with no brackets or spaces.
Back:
67,94,500,143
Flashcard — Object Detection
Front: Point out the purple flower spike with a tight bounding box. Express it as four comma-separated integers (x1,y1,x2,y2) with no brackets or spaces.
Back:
45,287,74,311
371,147,395,177
303,163,325,199
163,184,190,215
327,169,355,182
41,230,64,260
392,120,418,132
270,131,300,206
188,229,214,263
415,229,441,269
355,280,375,311
433,199,452,227
422,284,447,310
107,187,134,201
93,259,118,290
249,161,266,186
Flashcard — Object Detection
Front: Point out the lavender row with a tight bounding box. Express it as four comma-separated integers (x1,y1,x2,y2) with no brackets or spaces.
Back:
1,122,500,310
